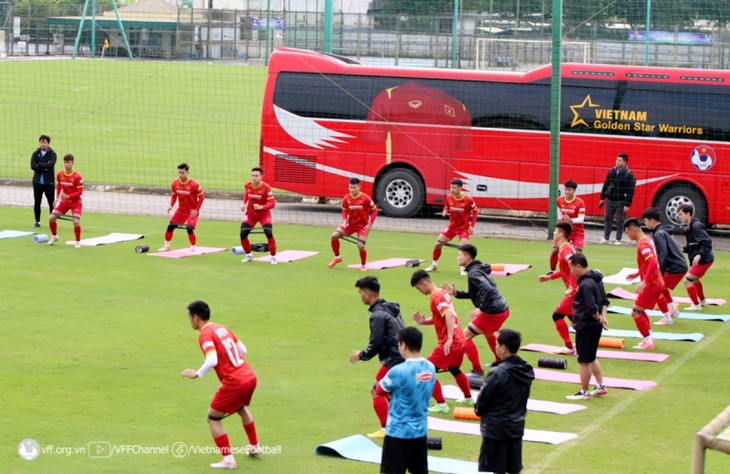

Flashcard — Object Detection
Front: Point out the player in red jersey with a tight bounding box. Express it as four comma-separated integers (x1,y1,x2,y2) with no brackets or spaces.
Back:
159,163,205,252
624,218,663,350
48,154,83,248
425,178,478,275
181,300,261,469
549,181,585,272
411,270,474,413
329,177,378,271
539,222,578,354
239,167,277,265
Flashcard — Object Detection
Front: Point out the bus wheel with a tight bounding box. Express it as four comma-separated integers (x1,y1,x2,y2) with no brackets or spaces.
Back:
375,169,424,218
656,185,707,226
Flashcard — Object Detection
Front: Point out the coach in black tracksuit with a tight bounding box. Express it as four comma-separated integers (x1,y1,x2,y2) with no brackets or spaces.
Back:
599,153,636,244
30,134,57,227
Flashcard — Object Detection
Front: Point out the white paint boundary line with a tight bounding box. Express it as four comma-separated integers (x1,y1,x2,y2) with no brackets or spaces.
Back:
527,320,730,473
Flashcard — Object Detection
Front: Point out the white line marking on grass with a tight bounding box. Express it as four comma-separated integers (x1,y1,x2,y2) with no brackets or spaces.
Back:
527,321,730,473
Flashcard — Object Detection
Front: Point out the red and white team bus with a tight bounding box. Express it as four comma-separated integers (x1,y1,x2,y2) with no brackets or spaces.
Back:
260,47,730,226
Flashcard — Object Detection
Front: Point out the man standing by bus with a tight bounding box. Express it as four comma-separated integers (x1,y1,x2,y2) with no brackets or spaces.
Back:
425,178,478,276
599,153,635,245
329,178,378,272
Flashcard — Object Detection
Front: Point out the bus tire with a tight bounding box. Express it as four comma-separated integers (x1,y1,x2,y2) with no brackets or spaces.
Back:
375,168,424,218
656,185,707,226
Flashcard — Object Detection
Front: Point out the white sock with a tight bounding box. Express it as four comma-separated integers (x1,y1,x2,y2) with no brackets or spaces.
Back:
223,454,235,463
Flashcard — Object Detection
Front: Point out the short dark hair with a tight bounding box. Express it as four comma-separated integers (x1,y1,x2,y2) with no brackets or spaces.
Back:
187,300,211,320
679,204,694,216
569,253,588,268
642,207,661,221
451,178,463,187
618,153,629,162
349,177,360,185
398,326,423,352
178,163,190,171
564,180,577,190
355,276,380,294
410,269,431,287
458,243,477,260
623,217,642,230
251,166,263,175
555,221,573,238
497,328,522,354
39,134,51,143
63,153,74,162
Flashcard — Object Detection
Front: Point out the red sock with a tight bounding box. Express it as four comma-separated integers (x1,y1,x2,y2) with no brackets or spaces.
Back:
432,379,445,404
189,233,196,246
696,281,706,301
454,371,472,398
549,251,558,271
634,312,651,337
485,332,499,361
164,231,173,242
554,319,573,349
687,284,700,304
464,339,482,373
50,221,58,235
373,396,389,428
359,249,367,265
331,239,340,256
662,288,674,304
432,247,443,262
267,237,277,256
657,296,669,314
213,434,232,457
243,421,258,446
74,225,81,241
241,238,251,253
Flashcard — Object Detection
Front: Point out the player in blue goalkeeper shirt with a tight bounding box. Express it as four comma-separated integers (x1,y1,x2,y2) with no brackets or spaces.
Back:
375,326,436,474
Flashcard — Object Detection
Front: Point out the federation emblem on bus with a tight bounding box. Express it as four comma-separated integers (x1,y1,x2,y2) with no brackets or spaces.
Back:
690,145,716,171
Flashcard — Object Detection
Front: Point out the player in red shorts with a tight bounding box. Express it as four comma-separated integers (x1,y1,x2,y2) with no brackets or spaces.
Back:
329,177,378,272
642,207,688,324
159,163,205,252
538,222,578,354
48,154,83,248
624,218,663,350
239,167,277,265
425,178,478,275
181,300,261,469
549,180,585,272
411,270,474,413
678,204,715,311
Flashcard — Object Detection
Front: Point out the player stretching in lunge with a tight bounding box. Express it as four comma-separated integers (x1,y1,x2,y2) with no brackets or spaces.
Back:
159,163,204,252
239,167,277,265
181,300,261,470
411,270,474,413
329,178,378,272
538,222,578,354
48,154,83,248
678,204,715,311
549,180,585,272
425,178,478,275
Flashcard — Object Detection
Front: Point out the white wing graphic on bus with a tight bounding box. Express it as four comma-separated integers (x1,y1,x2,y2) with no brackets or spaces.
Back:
275,105,355,150
457,172,677,199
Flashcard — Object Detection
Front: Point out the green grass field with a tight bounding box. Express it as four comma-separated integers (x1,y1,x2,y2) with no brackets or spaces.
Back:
1,60,265,190
2,205,730,473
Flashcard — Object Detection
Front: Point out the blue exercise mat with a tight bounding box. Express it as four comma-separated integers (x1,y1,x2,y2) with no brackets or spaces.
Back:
0,230,36,239
608,305,730,322
316,434,479,474
569,326,704,342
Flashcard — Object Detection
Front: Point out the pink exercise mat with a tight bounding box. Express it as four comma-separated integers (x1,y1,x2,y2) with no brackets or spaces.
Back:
533,367,657,390
427,417,579,445
490,263,532,277
608,287,726,306
522,343,669,362
252,250,319,263
148,247,227,258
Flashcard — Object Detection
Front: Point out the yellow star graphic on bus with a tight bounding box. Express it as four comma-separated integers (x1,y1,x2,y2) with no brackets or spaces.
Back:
570,95,601,128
